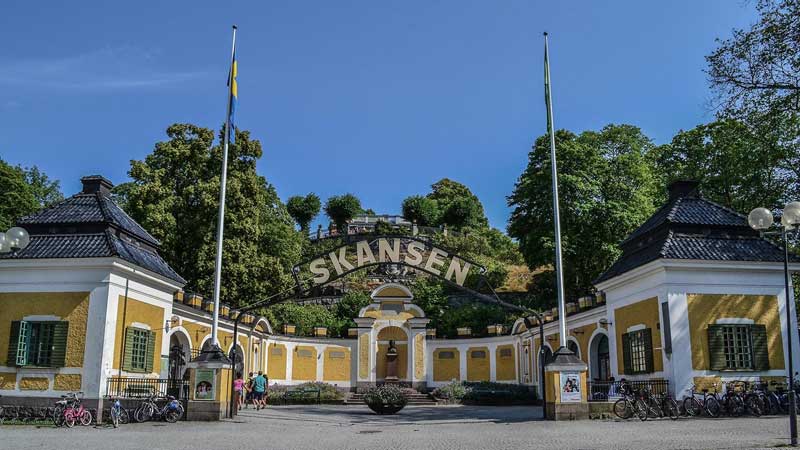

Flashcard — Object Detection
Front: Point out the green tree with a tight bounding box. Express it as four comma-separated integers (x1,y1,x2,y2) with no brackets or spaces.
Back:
401,195,440,226
23,166,62,208
508,124,662,300
124,123,303,306
706,1,800,204
324,194,362,233
0,159,38,230
653,119,793,213
706,0,800,121
266,302,339,336
286,193,321,232
427,178,488,229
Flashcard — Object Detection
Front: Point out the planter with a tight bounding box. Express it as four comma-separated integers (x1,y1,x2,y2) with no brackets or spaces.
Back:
366,402,406,415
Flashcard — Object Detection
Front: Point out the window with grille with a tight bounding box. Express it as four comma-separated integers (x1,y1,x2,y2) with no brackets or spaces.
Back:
7,320,68,368
708,323,768,371
622,328,653,374
470,350,486,359
722,325,753,370
499,348,513,358
130,328,149,371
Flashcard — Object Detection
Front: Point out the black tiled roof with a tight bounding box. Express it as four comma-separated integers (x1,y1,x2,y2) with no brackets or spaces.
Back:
596,187,798,284
19,193,160,246
5,177,184,285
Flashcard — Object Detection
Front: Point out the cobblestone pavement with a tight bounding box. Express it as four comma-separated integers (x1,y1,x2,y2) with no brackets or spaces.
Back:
1,405,793,450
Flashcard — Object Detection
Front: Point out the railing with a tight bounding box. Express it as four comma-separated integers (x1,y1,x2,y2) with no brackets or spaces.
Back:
587,379,669,402
106,377,190,400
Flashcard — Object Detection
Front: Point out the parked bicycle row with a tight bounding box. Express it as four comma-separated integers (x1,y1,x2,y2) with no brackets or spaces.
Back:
613,378,800,421
1,391,185,428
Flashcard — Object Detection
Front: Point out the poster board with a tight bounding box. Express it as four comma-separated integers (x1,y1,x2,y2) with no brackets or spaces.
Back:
559,371,581,403
194,369,215,401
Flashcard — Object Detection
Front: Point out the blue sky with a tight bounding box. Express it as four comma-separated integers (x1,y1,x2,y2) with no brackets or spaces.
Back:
0,1,757,230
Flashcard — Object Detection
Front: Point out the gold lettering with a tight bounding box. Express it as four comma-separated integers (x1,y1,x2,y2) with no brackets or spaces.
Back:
309,258,330,284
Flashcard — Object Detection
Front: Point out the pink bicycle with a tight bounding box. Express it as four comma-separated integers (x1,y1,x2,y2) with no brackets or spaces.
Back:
59,392,92,428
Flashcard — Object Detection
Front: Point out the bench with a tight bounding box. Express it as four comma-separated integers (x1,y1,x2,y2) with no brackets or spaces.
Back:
284,387,321,404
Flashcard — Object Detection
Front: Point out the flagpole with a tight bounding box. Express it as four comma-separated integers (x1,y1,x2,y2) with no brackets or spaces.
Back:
543,32,568,350
211,25,237,348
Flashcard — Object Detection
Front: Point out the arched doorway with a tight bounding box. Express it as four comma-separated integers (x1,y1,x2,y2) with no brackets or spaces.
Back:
589,333,610,381
376,326,408,381
168,330,191,381
229,344,245,376
567,339,580,359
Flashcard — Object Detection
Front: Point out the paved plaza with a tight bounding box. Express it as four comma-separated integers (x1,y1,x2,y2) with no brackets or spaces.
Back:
1,405,794,450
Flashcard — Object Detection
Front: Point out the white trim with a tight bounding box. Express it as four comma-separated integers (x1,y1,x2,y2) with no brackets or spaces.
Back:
131,322,151,331
21,315,61,322
626,324,646,333
714,318,756,325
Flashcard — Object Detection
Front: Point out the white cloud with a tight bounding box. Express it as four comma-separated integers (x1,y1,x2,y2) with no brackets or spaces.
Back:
0,46,210,91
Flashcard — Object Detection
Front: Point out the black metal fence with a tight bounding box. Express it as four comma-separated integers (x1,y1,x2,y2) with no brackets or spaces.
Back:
106,377,190,400
587,379,669,402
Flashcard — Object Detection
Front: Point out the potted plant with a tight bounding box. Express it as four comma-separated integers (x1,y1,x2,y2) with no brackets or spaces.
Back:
363,384,408,415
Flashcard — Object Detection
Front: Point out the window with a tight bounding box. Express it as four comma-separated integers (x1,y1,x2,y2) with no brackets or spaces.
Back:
470,350,486,359
122,327,155,373
130,328,149,371
438,351,455,359
7,321,68,368
499,348,513,358
329,351,346,359
708,324,768,371
271,347,283,356
297,349,313,358
723,325,753,370
622,328,653,374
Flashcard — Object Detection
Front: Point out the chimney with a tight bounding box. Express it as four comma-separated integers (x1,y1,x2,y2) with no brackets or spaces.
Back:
667,180,700,200
81,175,114,196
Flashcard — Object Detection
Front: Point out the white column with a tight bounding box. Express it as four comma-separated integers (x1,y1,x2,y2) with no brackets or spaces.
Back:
489,343,497,382
458,345,467,381
315,344,325,381
285,342,295,382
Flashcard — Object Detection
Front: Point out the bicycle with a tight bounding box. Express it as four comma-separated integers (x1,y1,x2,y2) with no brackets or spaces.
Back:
134,394,184,423
613,382,648,420
55,392,92,428
107,397,129,428
683,383,721,417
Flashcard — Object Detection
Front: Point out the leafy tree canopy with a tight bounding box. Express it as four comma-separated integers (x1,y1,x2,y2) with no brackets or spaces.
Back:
427,178,488,230
286,193,321,232
508,124,662,303
0,159,61,230
123,123,303,307
401,195,439,226
653,119,795,213
324,194,362,233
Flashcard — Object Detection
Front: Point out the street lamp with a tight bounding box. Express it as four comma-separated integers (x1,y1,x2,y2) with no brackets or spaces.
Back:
749,202,800,446
0,227,31,254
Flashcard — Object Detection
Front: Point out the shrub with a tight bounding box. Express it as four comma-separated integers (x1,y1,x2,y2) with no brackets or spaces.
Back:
266,382,344,405
431,380,468,403
431,380,538,405
363,384,408,415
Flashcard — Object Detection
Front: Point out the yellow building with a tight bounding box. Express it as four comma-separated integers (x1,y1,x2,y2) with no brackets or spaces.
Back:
0,177,797,408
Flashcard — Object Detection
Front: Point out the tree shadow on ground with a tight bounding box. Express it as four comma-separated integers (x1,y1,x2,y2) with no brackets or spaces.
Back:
236,404,544,426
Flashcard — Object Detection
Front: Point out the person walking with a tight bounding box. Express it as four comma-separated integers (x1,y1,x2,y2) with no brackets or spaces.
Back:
252,371,267,410
243,372,254,409
233,372,245,411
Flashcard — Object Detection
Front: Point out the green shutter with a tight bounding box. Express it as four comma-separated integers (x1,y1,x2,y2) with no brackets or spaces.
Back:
50,321,69,367
708,325,726,370
622,332,632,375
122,327,136,372
144,330,155,373
7,321,24,366
643,328,654,373
751,324,769,371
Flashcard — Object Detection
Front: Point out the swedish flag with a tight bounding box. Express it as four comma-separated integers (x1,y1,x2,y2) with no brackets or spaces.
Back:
227,47,238,144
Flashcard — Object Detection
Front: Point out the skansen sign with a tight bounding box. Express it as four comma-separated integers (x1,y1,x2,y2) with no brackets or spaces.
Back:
297,237,481,287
